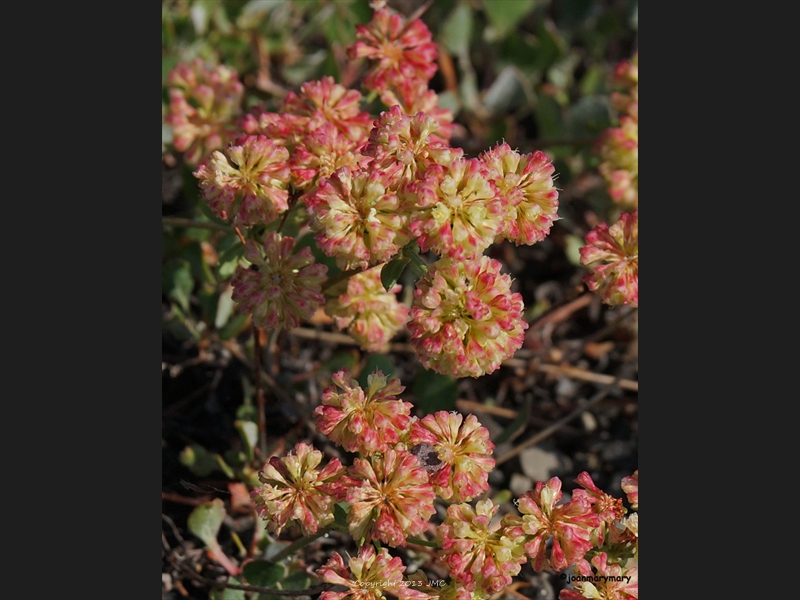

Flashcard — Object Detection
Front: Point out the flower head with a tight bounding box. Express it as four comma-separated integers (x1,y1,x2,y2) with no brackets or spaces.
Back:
306,165,410,270
313,369,413,454
436,499,527,594
231,233,327,330
409,411,495,502
580,211,638,307
509,477,601,572
480,143,560,245
574,471,627,525
325,266,409,353
407,158,503,260
165,58,243,165
407,256,528,378
597,116,638,209
380,80,456,143
280,76,372,143
620,470,638,510
251,442,345,537
347,6,438,93
318,545,432,600
193,135,290,226
290,121,367,194
558,552,638,600
345,448,436,547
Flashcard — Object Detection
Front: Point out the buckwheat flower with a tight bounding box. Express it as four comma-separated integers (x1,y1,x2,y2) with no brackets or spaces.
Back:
290,121,368,193
407,158,503,260
380,80,456,143
280,76,372,143
597,116,638,208
306,165,410,270
165,58,243,165
437,499,527,594
480,143,560,246
318,545,432,600
231,233,327,330
409,411,495,502
239,106,312,155
620,470,638,510
574,471,626,525
407,256,528,378
346,448,436,547
363,106,456,185
347,6,438,93
512,477,601,572
325,266,409,353
313,369,413,454
251,442,346,537
193,135,290,227
579,211,638,307
558,552,639,600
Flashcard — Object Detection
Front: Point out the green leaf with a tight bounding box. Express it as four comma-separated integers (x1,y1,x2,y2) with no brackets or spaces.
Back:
215,285,236,330
535,93,566,140
217,242,245,281
180,444,222,477
280,568,311,590
243,560,287,587
441,3,473,55
333,501,350,530
412,369,457,415
483,0,536,39
163,260,194,312
235,420,259,462
187,499,226,548
380,255,410,291
211,579,245,600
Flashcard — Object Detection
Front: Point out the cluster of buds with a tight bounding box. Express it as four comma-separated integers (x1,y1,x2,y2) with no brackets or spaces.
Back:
164,2,562,379
251,368,638,599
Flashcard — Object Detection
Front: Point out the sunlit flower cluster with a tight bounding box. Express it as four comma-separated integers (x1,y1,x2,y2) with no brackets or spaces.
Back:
344,448,436,547
251,442,345,537
407,256,528,378
230,233,327,330
165,58,244,166
580,210,638,307
318,545,432,600
481,143,560,245
409,411,495,502
193,135,290,226
505,477,601,572
325,266,409,353
407,158,503,261
437,499,527,594
348,6,438,94
313,369,413,454
306,165,410,270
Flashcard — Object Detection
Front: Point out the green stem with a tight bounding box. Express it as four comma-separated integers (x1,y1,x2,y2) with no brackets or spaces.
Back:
405,536,439,548
270,522,336,563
